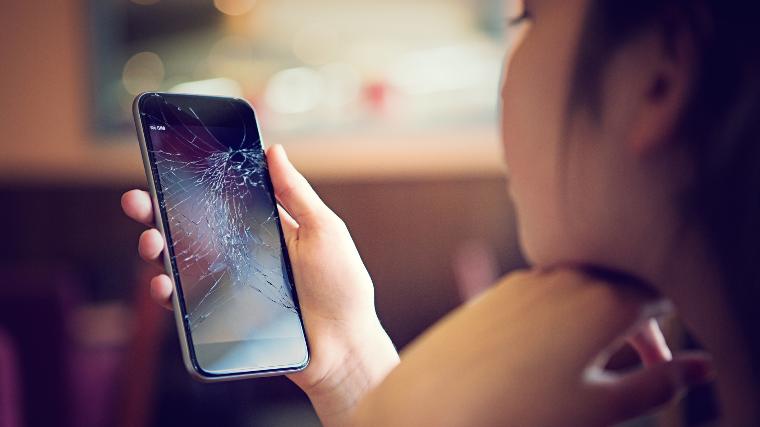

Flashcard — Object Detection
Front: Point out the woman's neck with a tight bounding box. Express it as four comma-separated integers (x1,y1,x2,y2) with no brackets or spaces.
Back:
645,232,759,425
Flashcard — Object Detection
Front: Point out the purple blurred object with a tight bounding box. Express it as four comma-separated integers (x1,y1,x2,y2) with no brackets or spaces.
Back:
452,239,499,302
0,328,22,427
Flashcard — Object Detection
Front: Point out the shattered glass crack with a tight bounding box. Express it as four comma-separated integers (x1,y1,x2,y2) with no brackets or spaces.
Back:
144,99,297,332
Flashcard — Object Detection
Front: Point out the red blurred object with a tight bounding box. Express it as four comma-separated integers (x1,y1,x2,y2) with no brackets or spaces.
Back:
364,81,391,113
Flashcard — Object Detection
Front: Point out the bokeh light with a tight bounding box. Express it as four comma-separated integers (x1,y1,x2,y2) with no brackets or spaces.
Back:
214,0,257,16
291,22,341,66
121,51,165,95
170,78,243,97
264,67,324,114
319,63,361,108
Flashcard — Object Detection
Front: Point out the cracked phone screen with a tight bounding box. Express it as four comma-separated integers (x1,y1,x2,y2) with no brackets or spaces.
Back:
139,94,307,375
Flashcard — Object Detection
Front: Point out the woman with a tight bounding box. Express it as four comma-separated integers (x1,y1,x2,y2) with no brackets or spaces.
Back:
122,0,760,425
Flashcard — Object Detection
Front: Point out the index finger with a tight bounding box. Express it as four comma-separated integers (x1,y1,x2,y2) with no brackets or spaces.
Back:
121,189,155,226
628,318,673,367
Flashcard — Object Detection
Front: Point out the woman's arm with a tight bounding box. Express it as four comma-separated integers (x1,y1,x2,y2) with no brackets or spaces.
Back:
351,270,712,427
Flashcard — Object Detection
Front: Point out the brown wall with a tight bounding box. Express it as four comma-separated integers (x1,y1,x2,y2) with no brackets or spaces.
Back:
0,177,524,348
318,178,524,346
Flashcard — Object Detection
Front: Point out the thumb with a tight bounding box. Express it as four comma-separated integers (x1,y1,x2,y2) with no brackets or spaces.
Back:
266,144,331,227
596,352,713,424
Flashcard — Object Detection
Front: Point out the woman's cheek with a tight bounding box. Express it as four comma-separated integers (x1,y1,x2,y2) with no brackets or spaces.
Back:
500,68,530,197
500,91,563,266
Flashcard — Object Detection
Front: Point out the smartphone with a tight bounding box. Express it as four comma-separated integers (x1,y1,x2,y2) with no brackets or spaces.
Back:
132,92,309,381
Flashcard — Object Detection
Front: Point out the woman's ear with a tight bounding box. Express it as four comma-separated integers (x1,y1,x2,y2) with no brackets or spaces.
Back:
628,17,697,157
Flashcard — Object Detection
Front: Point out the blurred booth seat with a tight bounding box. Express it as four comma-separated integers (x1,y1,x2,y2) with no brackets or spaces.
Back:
0,265,81,427
0,328,22,427
0,264,132,427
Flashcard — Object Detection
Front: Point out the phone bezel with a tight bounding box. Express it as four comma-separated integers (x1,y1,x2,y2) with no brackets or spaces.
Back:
132,92,309,382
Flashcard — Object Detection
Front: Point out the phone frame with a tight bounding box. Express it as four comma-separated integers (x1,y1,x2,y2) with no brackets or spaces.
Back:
132,92,309,382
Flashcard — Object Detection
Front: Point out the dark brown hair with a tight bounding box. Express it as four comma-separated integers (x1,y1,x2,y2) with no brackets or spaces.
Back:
570,0,760,381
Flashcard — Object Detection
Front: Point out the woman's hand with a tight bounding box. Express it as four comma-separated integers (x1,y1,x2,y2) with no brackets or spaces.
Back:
121,144,399,427
352,269,712,427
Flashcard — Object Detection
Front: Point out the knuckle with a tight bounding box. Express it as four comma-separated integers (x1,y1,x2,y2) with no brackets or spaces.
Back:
317,214,348,234
311,214,350,240
331,215,349,232
275,181,296,201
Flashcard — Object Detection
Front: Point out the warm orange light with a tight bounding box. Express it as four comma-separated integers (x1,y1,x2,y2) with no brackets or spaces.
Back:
122,51,165,95
214,0,256,16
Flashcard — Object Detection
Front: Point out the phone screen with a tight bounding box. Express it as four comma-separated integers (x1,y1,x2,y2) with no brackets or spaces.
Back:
137,93,308,376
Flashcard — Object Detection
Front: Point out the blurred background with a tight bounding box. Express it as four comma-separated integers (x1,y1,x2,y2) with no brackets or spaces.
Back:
0,1,713,427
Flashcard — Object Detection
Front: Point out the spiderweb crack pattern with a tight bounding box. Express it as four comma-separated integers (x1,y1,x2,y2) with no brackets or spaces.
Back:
144,98,297,332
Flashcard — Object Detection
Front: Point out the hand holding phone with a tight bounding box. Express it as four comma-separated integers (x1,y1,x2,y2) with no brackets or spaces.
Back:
127,93,398,422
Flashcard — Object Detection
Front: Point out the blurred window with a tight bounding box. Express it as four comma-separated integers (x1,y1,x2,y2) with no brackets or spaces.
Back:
90,0,505,138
